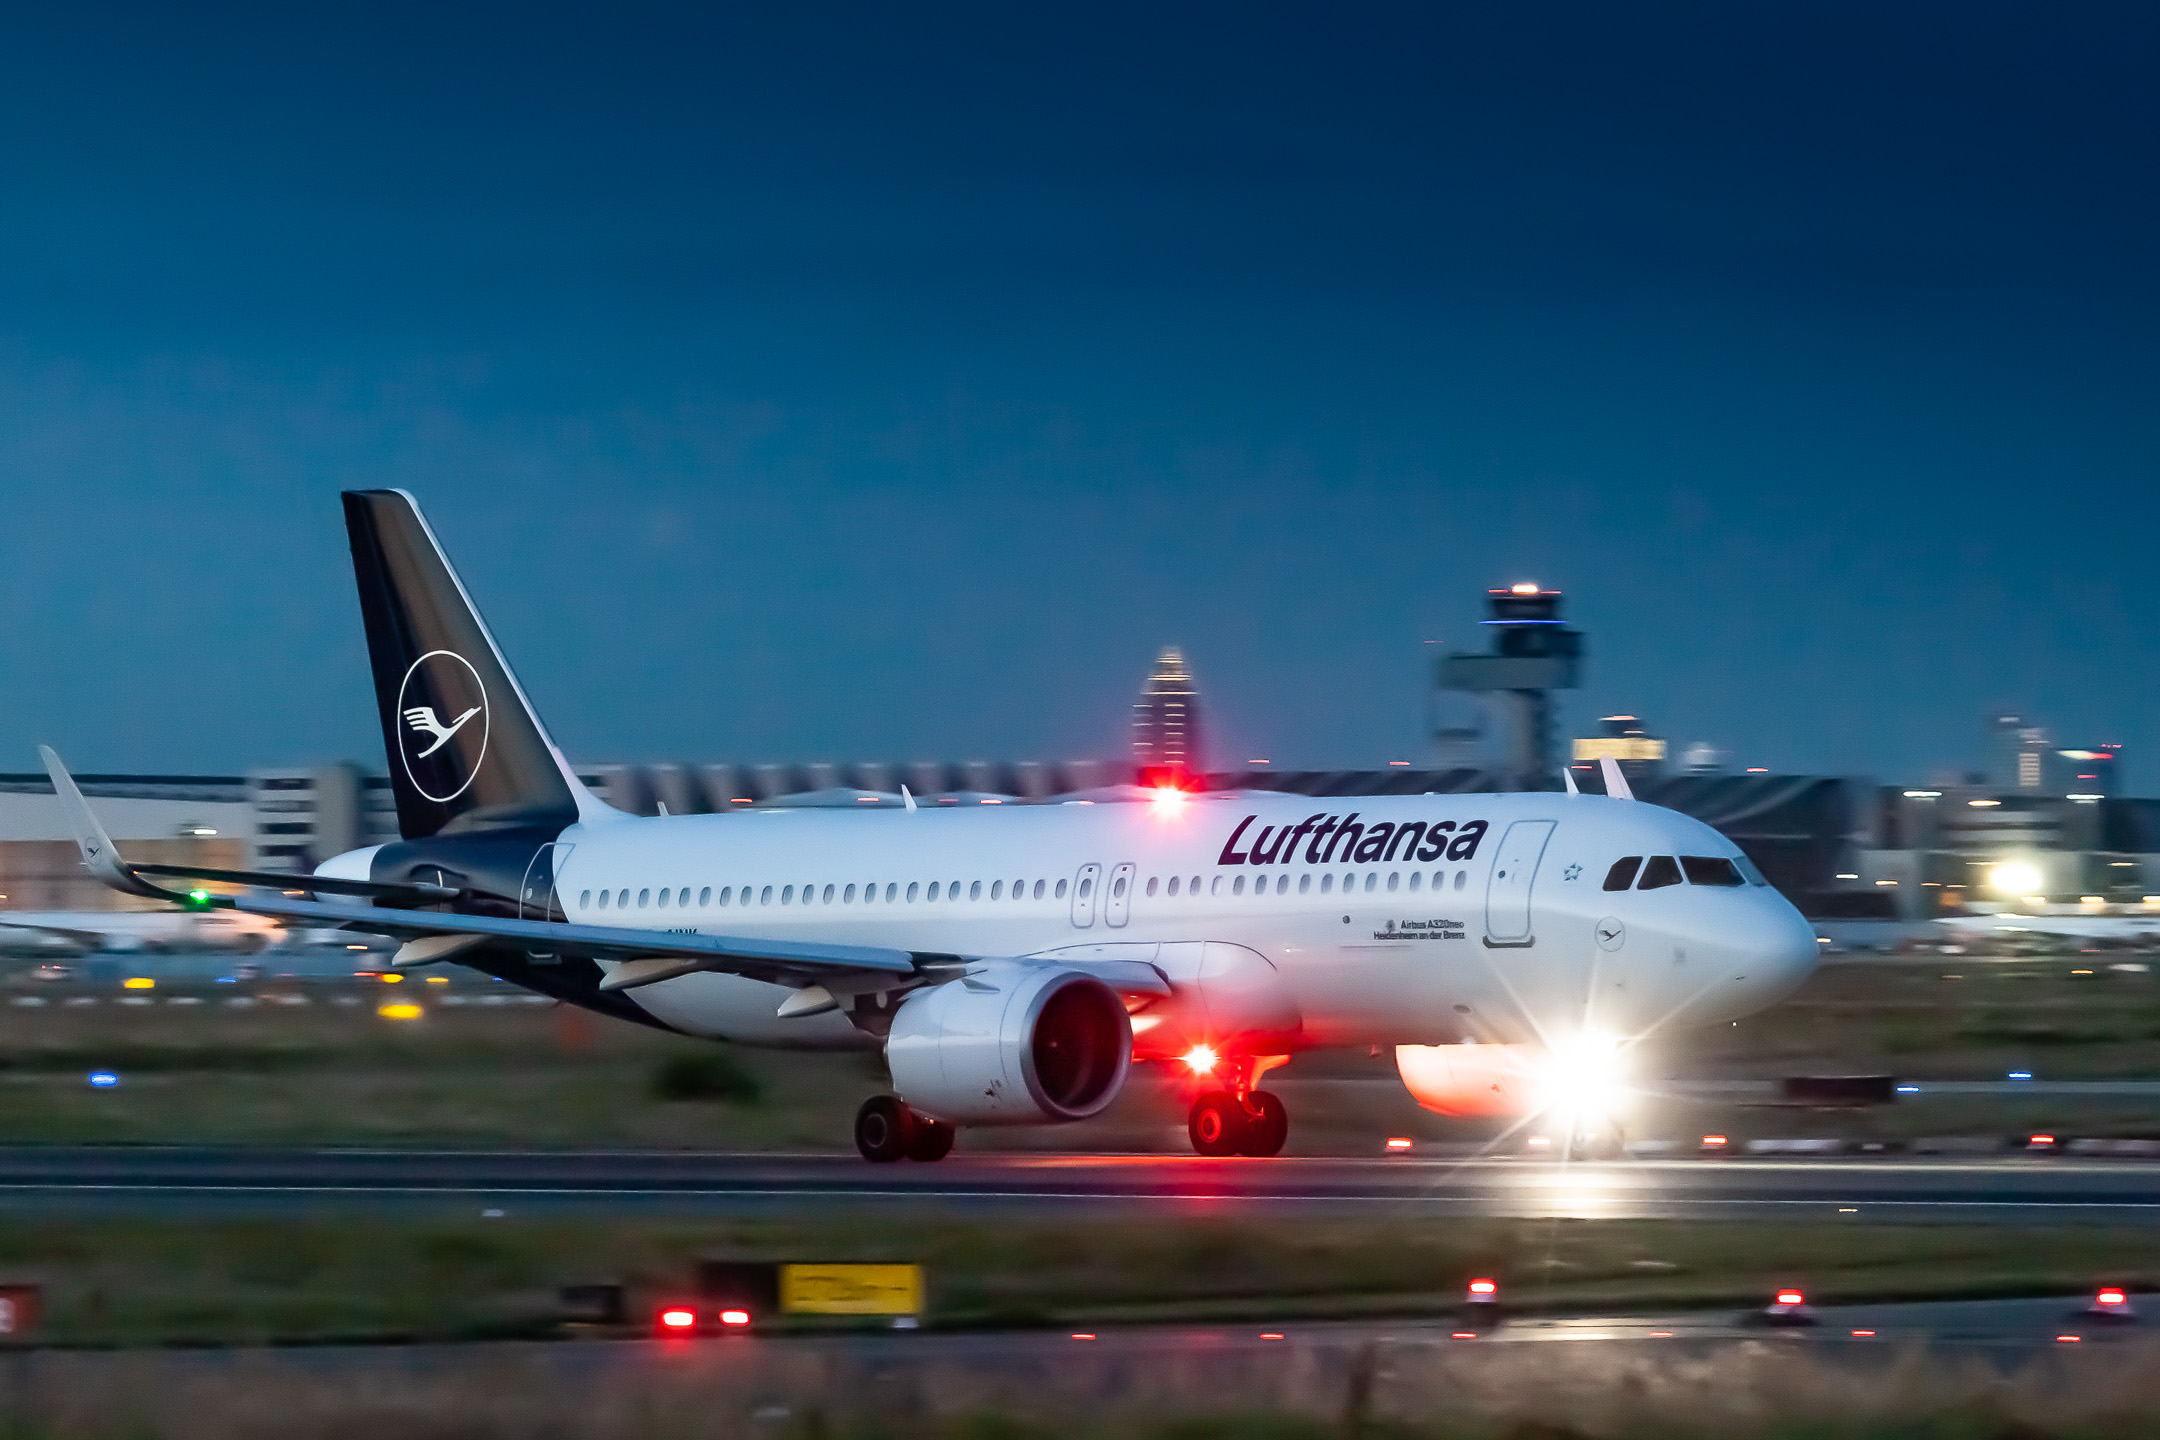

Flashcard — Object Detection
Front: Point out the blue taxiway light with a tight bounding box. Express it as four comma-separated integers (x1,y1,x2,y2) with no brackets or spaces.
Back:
87,1071,119,1089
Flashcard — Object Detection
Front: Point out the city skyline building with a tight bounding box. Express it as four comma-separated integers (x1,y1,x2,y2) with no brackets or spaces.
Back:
1132,645,1204,786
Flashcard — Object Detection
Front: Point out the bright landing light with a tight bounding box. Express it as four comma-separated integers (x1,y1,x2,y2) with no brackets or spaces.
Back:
1183,1044,1219,1075
1989,861,2043,897
1535,1031,1628,1118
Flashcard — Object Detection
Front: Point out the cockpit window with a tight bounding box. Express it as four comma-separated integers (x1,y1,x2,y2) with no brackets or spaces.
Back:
1603,857,1643,892
1733,854,1769,886
1680,856,1746,887
1637,855,1683,890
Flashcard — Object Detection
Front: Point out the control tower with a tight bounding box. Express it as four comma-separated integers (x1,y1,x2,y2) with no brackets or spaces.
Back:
1429,584,1583,789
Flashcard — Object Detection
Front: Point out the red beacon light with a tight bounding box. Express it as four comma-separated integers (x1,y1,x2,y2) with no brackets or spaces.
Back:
1182,1044,1219,1075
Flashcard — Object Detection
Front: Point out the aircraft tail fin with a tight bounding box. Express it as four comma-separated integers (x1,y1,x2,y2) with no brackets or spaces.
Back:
342,490,610,840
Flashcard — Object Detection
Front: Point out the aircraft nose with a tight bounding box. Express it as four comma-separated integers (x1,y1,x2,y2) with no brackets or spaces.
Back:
1734,895,1821,1007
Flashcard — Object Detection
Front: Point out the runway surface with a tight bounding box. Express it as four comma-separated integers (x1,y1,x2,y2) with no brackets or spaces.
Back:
0,1146,2156,1220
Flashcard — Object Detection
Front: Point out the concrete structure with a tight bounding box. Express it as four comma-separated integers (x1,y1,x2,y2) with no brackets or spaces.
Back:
1430,585,1583,790
247,764,401,874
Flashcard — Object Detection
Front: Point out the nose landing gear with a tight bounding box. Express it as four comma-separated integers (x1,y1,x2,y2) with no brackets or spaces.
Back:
1188,1089,1289,1157
854,1095,958,1163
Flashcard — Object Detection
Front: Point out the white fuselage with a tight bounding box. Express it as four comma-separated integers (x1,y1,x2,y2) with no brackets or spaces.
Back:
391,789,1818,1057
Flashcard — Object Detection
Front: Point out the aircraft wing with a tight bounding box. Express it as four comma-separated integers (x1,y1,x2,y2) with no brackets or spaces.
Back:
230,893,924,991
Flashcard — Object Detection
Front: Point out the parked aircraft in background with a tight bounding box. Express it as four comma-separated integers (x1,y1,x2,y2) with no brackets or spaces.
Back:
0,908,283,957
44,490,1820,1161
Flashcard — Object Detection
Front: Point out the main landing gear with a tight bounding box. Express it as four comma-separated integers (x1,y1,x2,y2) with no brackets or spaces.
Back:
1188,1089,1289,1157
855,1095,957,1163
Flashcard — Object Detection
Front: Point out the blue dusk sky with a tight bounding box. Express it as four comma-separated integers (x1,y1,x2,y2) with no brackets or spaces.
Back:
1,5,2154,783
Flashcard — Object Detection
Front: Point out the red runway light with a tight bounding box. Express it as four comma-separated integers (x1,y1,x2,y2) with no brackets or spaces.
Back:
1260,1332,1284,1340
2099,1289,2127,1307
658,1307,697,1331
2030,1134,2056,1146
1386,1137,1413,1151
1775,1290,1804,1307
2057,1334,2082,1343
1701,1134,1728,1147
1851,1329,1876,1337
1071,1332,1096,1340
1451,1332,1477,1339
719,1308,751,1327
1468,1279,1497,1296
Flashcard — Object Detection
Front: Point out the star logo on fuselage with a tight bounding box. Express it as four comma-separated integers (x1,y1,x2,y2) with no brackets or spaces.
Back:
1562,863,1583,881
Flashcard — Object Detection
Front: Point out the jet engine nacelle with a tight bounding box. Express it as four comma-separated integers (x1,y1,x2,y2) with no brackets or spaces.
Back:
1395,1043,1542,1118
887,963,1132,1125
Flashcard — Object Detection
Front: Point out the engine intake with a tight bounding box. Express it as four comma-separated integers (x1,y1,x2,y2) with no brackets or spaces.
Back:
887,964,1131,1125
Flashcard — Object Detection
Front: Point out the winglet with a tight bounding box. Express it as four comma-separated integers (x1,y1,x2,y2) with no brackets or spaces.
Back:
38,746,176,901
901,785,917,813
1597,756,1635,802
1562,766,1580,798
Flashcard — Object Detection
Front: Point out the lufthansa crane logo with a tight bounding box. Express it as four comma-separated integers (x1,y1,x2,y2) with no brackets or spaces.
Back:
394,650,489,803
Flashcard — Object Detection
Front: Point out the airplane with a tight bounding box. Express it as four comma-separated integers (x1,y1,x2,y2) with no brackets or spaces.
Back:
41,490,1820,1161
0,907,283,957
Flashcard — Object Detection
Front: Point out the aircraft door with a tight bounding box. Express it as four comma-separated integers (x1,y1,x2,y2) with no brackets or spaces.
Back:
1483,821,1554,948
1070,862,1102,929
1104,862,1136,928
518,843,575,958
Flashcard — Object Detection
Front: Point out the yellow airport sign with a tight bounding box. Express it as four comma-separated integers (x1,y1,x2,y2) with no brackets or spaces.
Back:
779,1263,923,1316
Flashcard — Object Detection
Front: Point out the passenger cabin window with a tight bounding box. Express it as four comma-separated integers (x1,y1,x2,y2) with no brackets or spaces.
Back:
1680,856,1746,887
1604,857,1644,892
580,890,592,908
1056,879,1068,899
638,889,650,908
1637,856,1683,890
698,887,711,906
1167,877,1179,895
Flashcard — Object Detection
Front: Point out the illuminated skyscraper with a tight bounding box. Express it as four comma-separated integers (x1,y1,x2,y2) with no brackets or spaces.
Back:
1133,646,1204,785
